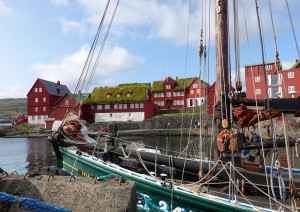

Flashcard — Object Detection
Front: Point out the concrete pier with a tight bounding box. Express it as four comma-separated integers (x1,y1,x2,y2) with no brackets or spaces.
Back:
0,175,136,212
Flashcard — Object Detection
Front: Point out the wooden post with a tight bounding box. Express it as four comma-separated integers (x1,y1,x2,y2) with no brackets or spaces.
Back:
215,0,229,104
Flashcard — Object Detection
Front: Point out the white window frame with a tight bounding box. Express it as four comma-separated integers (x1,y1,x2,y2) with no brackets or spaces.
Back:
193,83,198,88
114,104,118,109
43,97,46,102
35,98,38,103
105,104,110,110
288,86,295,92
43,106,46,112
288,72,294,78
97,105,102,110
35,88,38,92
255,76,260,82
140,103,144,108
135,103,139,108
255,89,261,95
35,107,38,112
166,84,171,89
190,90,194,94
39,87,42,92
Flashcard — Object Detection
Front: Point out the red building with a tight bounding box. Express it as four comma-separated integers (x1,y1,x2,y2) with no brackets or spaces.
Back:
245,61,300,99
27,79,70,125
45,93,88,129
84,83,158,123
152,77,210,110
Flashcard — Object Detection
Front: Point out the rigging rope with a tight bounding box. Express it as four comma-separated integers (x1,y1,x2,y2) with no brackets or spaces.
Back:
285,0,300,59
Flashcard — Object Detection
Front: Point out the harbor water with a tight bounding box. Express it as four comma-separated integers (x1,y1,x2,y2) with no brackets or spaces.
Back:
0,135,299,173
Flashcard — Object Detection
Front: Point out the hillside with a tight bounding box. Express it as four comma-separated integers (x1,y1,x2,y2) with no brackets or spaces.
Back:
0,98,27,122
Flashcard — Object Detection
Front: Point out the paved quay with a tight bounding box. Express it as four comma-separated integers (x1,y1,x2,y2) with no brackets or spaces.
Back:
0,174,136,212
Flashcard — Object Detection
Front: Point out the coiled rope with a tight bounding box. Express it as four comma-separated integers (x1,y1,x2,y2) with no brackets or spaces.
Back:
0,192,72,212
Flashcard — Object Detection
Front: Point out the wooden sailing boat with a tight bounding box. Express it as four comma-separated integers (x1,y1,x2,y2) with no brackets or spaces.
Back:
49,0,299,211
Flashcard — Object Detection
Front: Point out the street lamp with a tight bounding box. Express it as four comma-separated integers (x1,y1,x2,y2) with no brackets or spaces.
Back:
288,90,297,98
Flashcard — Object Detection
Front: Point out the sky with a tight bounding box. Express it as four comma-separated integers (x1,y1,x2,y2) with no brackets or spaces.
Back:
0,0,299,99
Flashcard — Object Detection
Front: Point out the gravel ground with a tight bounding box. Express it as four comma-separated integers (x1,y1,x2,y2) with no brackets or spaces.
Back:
0,175,136,212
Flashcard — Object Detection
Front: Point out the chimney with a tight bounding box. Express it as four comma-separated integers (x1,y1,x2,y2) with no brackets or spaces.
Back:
57,80,60,85
176,76,178,81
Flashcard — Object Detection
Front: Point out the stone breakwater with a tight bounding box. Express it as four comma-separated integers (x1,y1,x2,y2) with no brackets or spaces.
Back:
0,175,136,212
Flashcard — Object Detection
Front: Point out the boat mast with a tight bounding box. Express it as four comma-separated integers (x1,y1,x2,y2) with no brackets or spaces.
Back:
215,0,229,107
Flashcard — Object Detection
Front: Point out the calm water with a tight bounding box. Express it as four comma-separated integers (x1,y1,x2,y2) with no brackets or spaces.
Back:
0,135,299,173
0,137,56,174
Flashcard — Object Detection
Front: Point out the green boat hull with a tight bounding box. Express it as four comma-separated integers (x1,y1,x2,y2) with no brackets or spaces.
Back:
52,142,272,212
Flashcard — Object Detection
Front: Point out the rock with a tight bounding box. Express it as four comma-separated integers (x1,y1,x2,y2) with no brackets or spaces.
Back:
0,175,136,212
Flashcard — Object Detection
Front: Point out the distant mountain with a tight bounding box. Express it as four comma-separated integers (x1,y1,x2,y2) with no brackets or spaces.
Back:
0,98,27,122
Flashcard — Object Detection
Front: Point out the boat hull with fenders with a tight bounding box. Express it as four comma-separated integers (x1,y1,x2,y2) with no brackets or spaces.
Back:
50,138,276,212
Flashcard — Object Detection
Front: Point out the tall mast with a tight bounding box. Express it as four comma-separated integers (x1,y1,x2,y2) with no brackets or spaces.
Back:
215,0,229,104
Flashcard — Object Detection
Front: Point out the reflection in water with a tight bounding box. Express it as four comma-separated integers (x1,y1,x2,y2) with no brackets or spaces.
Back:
0,137,56,174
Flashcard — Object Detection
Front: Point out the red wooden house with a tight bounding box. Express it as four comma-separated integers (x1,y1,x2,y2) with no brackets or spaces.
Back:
245,61,300,99
45,93,88,129
84,83,159,123
152,76,210,110
27,79,70,125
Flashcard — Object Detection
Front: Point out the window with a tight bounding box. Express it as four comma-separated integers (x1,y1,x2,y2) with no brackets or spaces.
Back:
97,105,102,110
105,104,110,109
129,113,131,116
288,72,294,78
135,103,139,108
110,114,112,117
197,89,200,94
127,93,131,97
123,104,127,109
174,91,184,96
268,75,278,85
166,92,171,97
255,89,261,95
154,92,164,98
140,103,144,108
38,115,41,120
91,105,95,109
193,83,198,88
43,97,46,102
35,88,38,92
156,101,164,106
265,64,272,70
130,103,134,109
65,100,68,105
288,86,295,92
43,106,46,111
116,93,121,97
255,76,260,82
32,116,35,120
35,98,38,103
35,107,38,112
166,84,171,89
39,87,42,92
269,87,279,98
114,104,118,109
119,104,123,109
190,90,194,94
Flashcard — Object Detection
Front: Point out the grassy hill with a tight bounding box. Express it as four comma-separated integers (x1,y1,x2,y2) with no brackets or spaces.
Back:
0,98,27,122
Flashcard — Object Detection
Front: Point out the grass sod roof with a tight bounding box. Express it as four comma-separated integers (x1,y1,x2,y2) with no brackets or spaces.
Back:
84,85,149,104
152,77,210,92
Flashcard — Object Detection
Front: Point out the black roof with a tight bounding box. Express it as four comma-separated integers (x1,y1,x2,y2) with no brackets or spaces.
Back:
39,79,70,97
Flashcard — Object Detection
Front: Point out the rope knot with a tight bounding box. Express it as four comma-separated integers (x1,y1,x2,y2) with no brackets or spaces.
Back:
14,196,21,207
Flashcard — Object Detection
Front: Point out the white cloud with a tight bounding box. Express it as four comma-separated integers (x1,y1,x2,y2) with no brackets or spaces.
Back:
0,1,12,18
31,44,144,93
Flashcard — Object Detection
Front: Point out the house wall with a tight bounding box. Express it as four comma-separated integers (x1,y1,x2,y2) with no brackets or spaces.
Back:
152,78,208,110
245,63,300,99
87,100,157,123
27,80,51,125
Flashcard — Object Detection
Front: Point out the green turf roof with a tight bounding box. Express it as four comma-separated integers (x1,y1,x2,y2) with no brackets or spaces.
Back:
152,77,210,92
84,83,150,104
